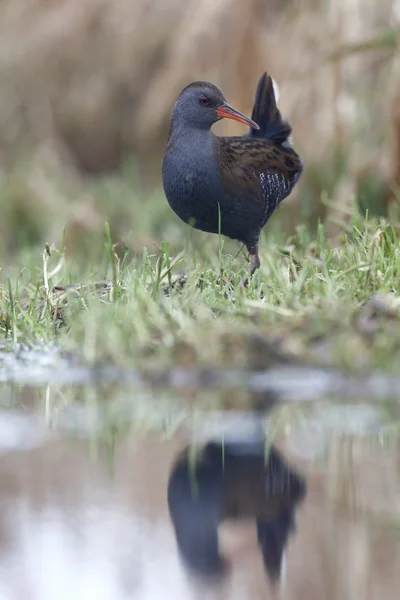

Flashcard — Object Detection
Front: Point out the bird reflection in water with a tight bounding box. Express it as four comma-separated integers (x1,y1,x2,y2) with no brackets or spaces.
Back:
167,431,306,584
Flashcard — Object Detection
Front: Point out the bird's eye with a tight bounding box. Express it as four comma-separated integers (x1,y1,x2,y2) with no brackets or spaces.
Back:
199,96,210,106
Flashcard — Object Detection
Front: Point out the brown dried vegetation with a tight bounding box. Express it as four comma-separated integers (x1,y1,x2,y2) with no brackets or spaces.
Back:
0,0,399,252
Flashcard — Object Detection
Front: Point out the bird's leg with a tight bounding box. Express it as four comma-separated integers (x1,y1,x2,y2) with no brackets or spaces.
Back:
241,244,260,287
248,244,261,276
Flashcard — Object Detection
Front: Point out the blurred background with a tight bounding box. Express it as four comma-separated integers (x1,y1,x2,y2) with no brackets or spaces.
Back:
0,0,399,259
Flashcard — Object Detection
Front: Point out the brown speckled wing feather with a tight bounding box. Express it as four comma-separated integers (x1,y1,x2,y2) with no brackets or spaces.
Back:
217,137,303,221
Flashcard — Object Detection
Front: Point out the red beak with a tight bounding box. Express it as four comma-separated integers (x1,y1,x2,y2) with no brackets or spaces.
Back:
216,102,259,130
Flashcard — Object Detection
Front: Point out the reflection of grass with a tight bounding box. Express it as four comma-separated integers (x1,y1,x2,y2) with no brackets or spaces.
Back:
2,205,400,377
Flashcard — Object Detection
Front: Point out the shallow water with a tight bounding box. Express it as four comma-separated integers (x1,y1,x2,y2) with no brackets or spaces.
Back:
0,382,400,600
2,345,400,405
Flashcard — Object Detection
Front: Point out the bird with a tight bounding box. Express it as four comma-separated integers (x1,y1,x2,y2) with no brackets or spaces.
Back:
162,72,303,281
167,439,306,582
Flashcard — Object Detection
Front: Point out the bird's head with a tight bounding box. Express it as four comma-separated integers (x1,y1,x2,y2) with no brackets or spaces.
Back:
171,81,260,131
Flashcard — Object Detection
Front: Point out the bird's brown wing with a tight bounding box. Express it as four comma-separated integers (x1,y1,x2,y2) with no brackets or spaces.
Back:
217,136,303,220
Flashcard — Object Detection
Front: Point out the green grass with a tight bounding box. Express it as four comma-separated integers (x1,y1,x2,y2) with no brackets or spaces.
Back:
2,200,400,377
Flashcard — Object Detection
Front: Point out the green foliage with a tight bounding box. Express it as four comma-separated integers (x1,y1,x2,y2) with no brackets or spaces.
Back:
2,211,400,375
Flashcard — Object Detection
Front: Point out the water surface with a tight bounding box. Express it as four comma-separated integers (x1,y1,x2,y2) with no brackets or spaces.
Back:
0,382,399,600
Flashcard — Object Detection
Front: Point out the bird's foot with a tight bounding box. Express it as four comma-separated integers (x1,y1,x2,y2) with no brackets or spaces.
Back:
241,271,258,288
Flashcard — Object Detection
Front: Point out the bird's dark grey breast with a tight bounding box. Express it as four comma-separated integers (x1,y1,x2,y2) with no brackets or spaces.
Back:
162,139,236,235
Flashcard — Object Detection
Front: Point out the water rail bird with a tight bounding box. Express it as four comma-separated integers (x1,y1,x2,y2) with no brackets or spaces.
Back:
162,72,303,281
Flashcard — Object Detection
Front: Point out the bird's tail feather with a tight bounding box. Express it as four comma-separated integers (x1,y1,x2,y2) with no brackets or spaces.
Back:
249,72,292,143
